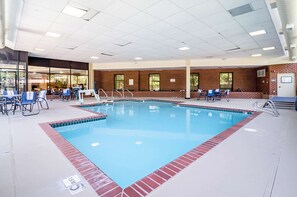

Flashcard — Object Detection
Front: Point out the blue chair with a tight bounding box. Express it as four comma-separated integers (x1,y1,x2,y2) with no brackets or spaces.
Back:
14,91,40,116
61,89,71,101
206,89,215,102
214,89,221,100
3,90,18,114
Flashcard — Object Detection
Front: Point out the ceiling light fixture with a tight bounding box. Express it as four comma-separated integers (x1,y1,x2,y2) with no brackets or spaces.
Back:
35,48,45,52
178,47,190,51
46,32,61,38
90,56,99,59
134,57,142,60
62,5,87,18
263,46,275,51
251,54,262,57
249,30,266,36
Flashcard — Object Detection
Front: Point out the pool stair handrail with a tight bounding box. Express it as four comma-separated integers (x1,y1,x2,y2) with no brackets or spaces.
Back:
98,88,108,98
125,89,133,97
112,89,123,99
253,100,280,117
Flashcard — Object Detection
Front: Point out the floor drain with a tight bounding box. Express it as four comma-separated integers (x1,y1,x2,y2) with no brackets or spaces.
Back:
63,175,85,195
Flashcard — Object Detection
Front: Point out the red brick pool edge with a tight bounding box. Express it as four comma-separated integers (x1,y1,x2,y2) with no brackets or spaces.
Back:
39,105,261,197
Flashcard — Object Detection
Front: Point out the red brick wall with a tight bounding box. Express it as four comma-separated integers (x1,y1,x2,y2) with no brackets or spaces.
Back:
268,63,297,95
94,68,257,92
191,68,257,91
255,66,270,95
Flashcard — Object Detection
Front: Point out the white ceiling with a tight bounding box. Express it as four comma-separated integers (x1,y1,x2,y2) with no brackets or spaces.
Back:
5,0,290,64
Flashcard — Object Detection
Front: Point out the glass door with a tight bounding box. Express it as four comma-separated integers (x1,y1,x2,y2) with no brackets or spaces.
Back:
0,69,17,94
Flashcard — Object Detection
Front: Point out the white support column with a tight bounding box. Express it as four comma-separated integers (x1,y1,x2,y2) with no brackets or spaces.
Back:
88,63,94,90
185,59,191,99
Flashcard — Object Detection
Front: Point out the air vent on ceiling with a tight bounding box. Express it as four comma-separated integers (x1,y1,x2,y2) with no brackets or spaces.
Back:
228,4,254,17
114,42,132,47
226,47,240,52
82,9,100,21
66,46,77,50
101,52,113,56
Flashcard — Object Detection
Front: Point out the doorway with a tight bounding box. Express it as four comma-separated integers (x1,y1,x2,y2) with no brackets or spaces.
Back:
277,73,296,97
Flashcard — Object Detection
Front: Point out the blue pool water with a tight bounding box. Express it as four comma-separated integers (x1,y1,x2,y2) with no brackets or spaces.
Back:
55,101,249,188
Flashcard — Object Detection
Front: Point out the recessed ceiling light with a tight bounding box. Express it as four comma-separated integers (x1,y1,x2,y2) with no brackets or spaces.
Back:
251,54,262,57
90,56,99,59
249,30,266,36
62,5,87,18
134,57,142,60
46,32,61,38
178,47,190,51
263,46,275,51
35,48,45,52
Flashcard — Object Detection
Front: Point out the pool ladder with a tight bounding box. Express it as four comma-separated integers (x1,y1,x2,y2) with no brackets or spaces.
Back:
253,100,280,117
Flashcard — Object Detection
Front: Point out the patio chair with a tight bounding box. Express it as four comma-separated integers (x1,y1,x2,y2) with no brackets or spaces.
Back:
222,89,230,102
3,90,18,114
197,89,205,100
206,89,215,102
61,89,71,101
14,91,40,116
37,90,49,109
214,89,221,100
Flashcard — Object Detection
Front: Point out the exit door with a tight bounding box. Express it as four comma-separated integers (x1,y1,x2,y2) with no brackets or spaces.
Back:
277,73,296,97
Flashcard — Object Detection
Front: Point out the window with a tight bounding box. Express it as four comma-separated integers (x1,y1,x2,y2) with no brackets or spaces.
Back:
114,74,124,90
149,74,160,91
190,73,199,91
220,72,233,90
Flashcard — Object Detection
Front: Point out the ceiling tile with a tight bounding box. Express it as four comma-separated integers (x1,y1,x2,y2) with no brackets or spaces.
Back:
169,0,208,10
103,1,141,19
144,0,182,19
113,22,142,33
91,13,123,28
126,12,159,27
186,0,226,19
164,12,197,27
121,0,162,10
71,0,116,11
24,0,69,12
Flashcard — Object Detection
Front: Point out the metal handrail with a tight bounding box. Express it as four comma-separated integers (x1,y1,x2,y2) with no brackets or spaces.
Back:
125,89,133,97
112,89,122,98
253,100,280,117
98,88,108,98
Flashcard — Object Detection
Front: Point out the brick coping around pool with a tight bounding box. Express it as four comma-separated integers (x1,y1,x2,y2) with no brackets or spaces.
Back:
39,101,261,197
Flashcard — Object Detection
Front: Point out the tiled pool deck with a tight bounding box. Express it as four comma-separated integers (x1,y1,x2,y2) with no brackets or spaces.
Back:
1,98,297,197
39,100,260,197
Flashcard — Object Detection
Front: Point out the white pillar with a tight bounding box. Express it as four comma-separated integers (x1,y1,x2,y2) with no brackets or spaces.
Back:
89,63,94,90
185,59,191,99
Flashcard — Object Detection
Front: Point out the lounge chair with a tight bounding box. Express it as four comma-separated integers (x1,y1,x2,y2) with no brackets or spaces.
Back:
206,89,215,102
14,91,40,116
37,90,49,109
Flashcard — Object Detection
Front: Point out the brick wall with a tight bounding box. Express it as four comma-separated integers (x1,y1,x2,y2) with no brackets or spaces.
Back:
268,63,297,96
94,68,257,92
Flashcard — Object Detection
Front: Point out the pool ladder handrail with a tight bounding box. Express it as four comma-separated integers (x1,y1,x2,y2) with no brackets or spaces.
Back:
112,89,123,99
253,99,280,117
125,89,133,97
98,88,108,98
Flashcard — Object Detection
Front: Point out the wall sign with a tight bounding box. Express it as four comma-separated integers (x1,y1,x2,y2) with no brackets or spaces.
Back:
170,78,175,82
129,79,134,85
281,76,292,83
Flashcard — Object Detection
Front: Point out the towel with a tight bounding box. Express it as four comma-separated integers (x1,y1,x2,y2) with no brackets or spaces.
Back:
7,91,14,96
26,91,34,100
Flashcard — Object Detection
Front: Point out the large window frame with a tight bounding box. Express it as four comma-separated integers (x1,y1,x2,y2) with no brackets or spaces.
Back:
149,73,160,91
219,72,233,90
114,74,124,90
190,73,199,91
